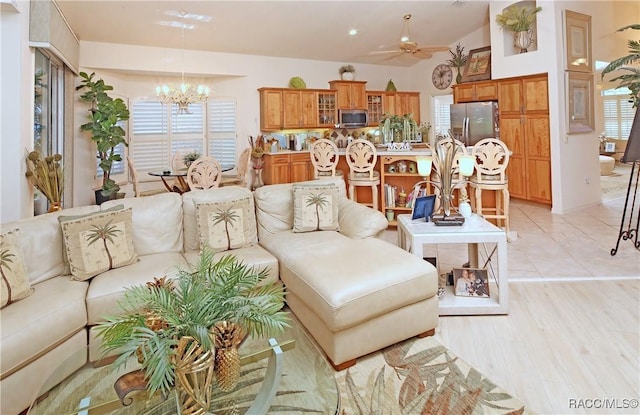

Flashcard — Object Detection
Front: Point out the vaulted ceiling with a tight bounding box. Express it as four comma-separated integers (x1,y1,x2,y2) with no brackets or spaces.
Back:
55,0,491,67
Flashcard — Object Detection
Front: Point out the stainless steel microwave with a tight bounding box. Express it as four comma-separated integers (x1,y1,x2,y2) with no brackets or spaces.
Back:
338,109,368,128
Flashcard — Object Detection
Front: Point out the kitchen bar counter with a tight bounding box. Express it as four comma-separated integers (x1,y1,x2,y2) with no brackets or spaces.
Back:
264,147,432,157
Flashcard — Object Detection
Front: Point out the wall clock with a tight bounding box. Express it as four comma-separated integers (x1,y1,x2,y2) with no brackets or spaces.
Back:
432,64,453,90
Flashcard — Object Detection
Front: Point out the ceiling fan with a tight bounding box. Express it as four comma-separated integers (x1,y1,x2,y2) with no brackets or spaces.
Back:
369,14,449,60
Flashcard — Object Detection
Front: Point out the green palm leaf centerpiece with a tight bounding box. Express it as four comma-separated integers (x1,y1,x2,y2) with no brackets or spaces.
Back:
94,247,290,397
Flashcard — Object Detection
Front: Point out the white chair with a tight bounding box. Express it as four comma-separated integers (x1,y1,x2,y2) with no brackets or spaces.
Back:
221,148,251,187
468,138,510,237
345,138,380,210
127,157,167,197
172,151,187,172
186,156,222,190
310,138,343,178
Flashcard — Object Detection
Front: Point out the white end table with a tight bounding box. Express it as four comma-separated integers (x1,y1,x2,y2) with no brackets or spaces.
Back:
396,214,508,315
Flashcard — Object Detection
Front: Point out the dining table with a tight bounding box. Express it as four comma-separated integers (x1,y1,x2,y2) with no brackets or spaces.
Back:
149,165,235,194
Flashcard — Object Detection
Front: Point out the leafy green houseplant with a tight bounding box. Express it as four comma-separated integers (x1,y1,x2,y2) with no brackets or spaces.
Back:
76,72,130,199
339,64,355,80
496,5,542,32
446,43,468,84
94,249,290,397
601,24,640,108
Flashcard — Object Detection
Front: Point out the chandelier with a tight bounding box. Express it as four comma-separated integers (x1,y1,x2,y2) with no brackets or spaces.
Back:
156,10,209,114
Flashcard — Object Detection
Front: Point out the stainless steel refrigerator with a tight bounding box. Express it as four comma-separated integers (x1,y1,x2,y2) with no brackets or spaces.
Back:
449,101,499,146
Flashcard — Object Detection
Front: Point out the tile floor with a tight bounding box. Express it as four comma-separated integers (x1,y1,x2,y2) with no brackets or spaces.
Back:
382,166,640,280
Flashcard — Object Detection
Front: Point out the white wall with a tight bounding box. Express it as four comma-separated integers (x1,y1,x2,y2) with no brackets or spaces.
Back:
489,0,638,214
1,1,33,223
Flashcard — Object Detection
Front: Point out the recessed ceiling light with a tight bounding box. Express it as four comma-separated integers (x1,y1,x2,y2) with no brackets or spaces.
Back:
349,29,358,36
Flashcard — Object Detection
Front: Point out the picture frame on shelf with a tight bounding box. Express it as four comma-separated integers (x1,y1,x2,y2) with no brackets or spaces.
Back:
411,195,436,221
566,71,595,134
461,46,491,83
453,268,490,298
563,10,592,73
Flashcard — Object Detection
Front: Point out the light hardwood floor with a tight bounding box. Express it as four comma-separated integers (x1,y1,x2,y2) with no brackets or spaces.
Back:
380,186,639,414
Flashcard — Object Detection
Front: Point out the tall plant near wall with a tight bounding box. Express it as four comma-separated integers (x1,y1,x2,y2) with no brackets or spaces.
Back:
76,72,130,200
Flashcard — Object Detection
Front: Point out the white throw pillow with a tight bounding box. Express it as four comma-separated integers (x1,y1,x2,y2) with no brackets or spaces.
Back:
0,228,34,308
59,208,137,281
195,196,254,251
292,183,340,233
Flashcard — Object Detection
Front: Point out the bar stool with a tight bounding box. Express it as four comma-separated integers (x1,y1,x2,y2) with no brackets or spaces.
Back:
345,138,380,210
468,138,511,238
310,138,343,178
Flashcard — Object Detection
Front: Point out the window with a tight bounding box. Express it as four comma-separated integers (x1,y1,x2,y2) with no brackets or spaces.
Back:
34,49,64,156
432,95,453,136
129,98,237,178
602,87,635,140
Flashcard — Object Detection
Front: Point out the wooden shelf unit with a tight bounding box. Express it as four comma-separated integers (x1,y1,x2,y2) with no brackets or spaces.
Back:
380,155,424,226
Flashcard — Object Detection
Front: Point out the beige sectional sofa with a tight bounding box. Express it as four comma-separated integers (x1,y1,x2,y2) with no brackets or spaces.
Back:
0,178,438,415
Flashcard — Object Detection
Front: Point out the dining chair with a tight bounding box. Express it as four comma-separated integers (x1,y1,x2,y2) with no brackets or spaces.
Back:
221,148,251,187
468,138,511,237
127,157,167,197
345,138,380,210
310,138,343,178
172,152,187,172
186,156,222,190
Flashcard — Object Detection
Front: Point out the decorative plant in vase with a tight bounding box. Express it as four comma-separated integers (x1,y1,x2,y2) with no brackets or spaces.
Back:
339,64,355,81
446,43,468,84
95,249,290,414
496,5,542,53
182,151,201,169
380,113,417,143
25,151,64,212
601,24,640,108
76,72,130,203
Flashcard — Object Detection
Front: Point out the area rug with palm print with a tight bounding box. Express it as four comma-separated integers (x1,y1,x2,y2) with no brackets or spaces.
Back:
335,335,534,415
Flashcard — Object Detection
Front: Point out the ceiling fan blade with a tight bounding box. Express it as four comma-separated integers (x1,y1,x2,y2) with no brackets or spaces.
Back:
413,51,434,59
368,50,402,55
382,52,404,62
416,46,450,53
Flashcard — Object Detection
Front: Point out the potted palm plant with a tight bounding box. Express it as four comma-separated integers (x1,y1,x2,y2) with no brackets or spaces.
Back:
496,5,543,53
601,24,640,108
94,248,289,413
76,72,130,204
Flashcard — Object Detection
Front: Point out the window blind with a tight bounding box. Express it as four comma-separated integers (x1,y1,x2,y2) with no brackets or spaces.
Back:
433,95,453,136
129,98,237,177
602,88,634,140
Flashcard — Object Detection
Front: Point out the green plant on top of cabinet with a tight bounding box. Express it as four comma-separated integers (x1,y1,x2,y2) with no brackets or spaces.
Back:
329,80,367,110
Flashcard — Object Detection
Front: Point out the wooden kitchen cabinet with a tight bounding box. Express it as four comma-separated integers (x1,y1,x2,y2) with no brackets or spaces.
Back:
258,88,283,130
498,74,551,204
367,91,385,126
262,152,313,184
453,80,498,103
283,89,317,129
329,80,367,109
395,92,421,123
259,88,333,131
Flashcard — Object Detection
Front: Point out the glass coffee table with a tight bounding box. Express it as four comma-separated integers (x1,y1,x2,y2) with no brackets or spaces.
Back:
27,316,339,414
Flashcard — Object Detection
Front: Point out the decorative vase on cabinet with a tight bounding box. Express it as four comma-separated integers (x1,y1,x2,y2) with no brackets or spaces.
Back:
341,72,355,81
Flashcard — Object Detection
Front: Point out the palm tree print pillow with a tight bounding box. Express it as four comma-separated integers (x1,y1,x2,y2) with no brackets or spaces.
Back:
1,228,34,308
292,184,340,233
59,208,137,281
195,196,254,251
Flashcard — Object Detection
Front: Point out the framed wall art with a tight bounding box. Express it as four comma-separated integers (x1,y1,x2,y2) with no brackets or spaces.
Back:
566,72,594,134
563,10,592,73
461,46,491,83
